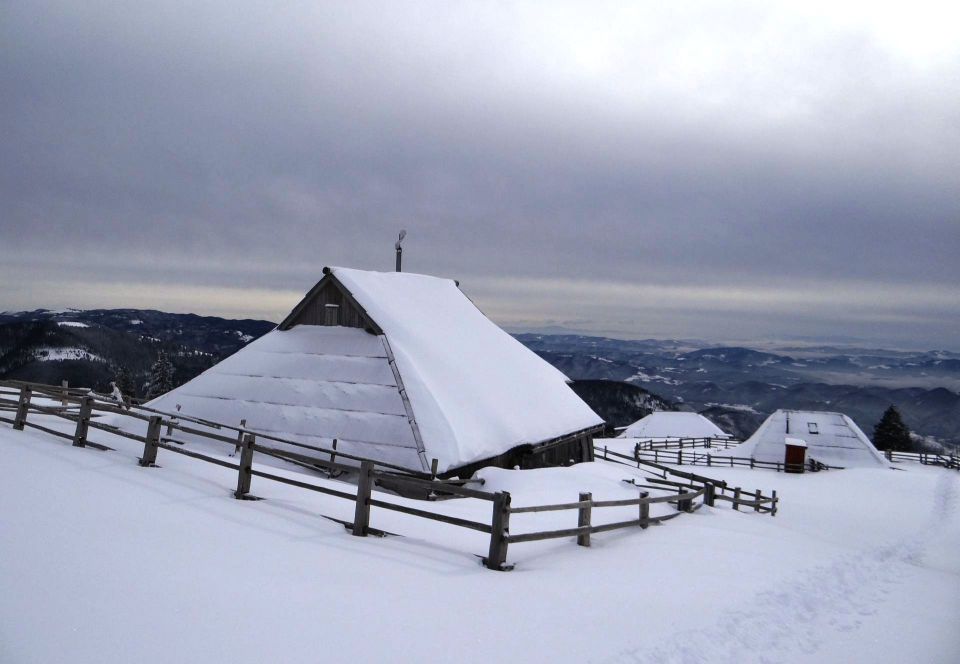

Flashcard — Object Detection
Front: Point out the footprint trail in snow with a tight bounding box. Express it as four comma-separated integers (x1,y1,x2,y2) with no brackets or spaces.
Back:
609,471,959,664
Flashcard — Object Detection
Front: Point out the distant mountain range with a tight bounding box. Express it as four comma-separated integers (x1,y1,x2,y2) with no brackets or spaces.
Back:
517,334,960,447
1,309,957,448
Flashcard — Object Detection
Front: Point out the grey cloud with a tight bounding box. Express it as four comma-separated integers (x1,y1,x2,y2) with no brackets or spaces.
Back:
1,1,958,347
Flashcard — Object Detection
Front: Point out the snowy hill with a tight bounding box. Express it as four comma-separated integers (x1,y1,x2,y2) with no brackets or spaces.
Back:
1,418,958,662
0,310,274,396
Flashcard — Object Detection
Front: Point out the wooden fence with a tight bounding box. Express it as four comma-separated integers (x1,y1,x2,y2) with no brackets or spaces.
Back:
617,430,960,474
595,445,778,515
1,380,771,570
625,443,838,473
631,437,741,451
883,448,959,471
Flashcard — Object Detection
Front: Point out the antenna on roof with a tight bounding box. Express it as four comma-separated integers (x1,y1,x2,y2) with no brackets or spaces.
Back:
395,229,407,272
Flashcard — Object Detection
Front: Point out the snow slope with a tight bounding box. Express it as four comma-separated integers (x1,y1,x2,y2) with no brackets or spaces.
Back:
1,419,958,663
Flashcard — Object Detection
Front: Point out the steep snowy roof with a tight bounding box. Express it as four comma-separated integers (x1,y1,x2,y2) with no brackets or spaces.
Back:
330,267,603,470
147,326,423,468
148,267,602,473
729,410,887,468
618,412,732,440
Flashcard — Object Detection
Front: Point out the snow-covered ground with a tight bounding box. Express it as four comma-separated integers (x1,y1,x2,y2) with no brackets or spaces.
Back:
1,418,958,663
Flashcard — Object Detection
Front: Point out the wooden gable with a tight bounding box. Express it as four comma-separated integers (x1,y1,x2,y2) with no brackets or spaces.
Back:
279,270,383,334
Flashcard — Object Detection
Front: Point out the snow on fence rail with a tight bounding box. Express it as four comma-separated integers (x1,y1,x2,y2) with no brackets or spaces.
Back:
1,380,764,570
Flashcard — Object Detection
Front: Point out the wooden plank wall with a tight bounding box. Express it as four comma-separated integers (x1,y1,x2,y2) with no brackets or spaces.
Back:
284,281,368,329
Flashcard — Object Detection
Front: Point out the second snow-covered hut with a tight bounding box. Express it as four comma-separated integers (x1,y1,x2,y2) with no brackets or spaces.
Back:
618,412,734,441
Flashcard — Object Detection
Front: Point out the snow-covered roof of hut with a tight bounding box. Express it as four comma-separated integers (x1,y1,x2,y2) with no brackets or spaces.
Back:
728,410,887,468
618,412,732,440
147,267,603,474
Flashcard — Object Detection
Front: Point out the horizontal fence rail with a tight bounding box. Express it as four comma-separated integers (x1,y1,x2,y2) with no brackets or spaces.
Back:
629,436,741,451
2,379,775,571
630,444,839,473
883,448,959,471
596,444,779,516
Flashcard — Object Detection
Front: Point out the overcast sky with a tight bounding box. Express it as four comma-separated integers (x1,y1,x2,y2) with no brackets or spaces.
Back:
2,2,958,349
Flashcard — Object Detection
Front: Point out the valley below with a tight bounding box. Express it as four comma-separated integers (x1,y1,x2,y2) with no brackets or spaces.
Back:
1,308,957,447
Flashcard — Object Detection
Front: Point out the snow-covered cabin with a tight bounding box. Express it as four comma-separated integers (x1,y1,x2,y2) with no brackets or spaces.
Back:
728,409,887,468
147,267,604,476
618,412,733,440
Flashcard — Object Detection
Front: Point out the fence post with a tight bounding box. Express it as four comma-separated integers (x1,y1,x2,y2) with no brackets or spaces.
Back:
639,491,650,528
234,433,255,499
750,457,755,469
352,461,375,536
139,416,162,466
485,491,512,570
707,454,712,467
733,487,741,511
430,458,439,479
771,490,778,516
754,489,761,513
230,419,247,457
704,482,716,507
677,450,682,465
13,385,32,430
577,492,592,547
72,396,93,447
61,380,69,407
330,438,338,465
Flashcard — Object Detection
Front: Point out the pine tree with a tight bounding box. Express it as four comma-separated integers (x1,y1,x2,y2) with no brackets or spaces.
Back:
873,405,913,452
145,351,175,400
113,365,137,403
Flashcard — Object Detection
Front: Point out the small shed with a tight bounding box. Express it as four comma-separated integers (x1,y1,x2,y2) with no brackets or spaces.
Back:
146,267,604,476
783,436,808,473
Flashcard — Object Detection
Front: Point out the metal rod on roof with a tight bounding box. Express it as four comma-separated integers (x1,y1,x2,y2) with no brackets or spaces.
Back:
395,229,407,272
